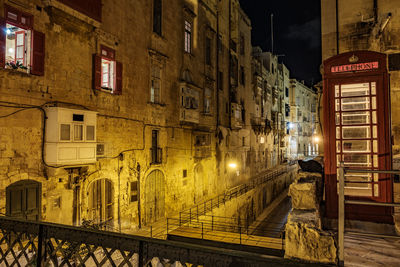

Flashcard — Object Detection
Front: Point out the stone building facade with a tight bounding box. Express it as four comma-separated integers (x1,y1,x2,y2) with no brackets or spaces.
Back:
0,0,277,232
288,79,318,159
321,0,400,228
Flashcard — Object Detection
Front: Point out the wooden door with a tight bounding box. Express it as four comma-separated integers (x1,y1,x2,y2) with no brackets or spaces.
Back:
6,180,41,221
145,170,165,224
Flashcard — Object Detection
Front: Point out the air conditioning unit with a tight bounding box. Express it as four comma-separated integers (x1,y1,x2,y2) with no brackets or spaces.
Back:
96,143,105,157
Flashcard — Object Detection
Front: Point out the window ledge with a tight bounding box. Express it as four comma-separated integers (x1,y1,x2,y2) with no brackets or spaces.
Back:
201,112,213,117
1,67,31,77
148,101,166,107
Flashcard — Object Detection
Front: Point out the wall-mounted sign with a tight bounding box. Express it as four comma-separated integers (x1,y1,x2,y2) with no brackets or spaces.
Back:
331,61,379,73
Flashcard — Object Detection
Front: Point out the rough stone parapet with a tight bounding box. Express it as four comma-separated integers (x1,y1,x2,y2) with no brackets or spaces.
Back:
285,169,337,264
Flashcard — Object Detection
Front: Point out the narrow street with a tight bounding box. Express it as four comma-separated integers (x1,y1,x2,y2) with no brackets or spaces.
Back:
252,196,292,238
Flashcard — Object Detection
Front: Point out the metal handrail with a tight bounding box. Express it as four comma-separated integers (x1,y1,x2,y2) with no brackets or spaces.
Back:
338,163,400,266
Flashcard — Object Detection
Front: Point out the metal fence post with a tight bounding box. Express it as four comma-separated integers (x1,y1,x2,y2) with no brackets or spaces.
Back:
239,226,242,245
150,226,153,238
338,161,345,266
36,224,44,267
201,222,204,239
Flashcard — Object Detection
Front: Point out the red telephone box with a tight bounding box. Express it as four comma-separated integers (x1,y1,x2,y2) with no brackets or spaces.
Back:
323,51,392,223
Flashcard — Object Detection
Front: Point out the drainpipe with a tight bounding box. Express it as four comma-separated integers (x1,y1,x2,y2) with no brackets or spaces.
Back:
336,0,339,55
373,0,378,24
216,10,220,128
137,163,141,229
228,0,232,129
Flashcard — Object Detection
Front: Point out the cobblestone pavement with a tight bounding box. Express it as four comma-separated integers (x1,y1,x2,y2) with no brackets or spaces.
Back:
344,234,400,267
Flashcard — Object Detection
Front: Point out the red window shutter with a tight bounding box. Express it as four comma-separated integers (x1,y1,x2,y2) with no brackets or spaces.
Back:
31,30,45,76
0,18,6,68
114,61,123,95
93,54,101,90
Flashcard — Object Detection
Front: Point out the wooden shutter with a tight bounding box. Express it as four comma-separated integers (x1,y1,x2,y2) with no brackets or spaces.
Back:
0,18,6,68
93,54,101,90
31,30,45,76
114,61,123,95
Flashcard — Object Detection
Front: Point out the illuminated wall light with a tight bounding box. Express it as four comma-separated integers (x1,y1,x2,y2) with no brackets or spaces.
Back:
289,122,295,129
228,162,237,169
8,48,14,54
6,29,11,35
260,136,265,144
313,136,320,143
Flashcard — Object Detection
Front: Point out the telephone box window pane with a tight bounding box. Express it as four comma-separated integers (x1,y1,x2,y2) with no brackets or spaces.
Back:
343,154,371,167
336,127,341,139
374,184,379,197
341,83,369,97
341,111,370,125
335,85,340,97
371,82,376,95
373,140,378,153
343,172,372,188
336,113,340,125
336,141,341,152
372,111,377,124
342,140,370,153
87,126,95,141
372,97,377,110
337,155,342,166
335,99,340,111
74,125,83,141
342,126,370,139
373,155,378,167
341,97,370,111
373,126,377,138
60,124,71,141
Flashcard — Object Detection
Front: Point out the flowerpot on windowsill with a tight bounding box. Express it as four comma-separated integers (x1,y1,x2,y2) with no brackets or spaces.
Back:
5,62,28,72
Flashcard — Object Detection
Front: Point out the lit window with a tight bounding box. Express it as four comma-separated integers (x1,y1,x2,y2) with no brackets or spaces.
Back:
93,45,122,94
74,125,83,141
5,24,30,72
184,20,192,53
3,5,44,75
101,46,115,91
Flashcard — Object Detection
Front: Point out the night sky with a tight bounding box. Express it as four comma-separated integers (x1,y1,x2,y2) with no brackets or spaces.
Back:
239,0,321,86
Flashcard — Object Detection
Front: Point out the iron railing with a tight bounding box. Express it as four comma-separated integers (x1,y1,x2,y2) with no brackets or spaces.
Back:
337,163,400,266
177,165,296,226
0,216,326,267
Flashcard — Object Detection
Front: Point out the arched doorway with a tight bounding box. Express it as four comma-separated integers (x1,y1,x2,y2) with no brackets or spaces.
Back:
145,170,165,224
87,179,113,229
6,180,41,220
194,164,204,203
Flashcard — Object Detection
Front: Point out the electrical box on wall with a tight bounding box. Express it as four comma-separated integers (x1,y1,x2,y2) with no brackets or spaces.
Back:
44,107,98,165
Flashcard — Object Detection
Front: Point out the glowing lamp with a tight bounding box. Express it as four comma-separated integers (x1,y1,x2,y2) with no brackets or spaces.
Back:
289,122,294,129
228,162,237,169
313,136,320,143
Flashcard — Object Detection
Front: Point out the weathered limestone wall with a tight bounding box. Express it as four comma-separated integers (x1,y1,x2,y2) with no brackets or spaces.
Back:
201,169,295,231
285,171,337,264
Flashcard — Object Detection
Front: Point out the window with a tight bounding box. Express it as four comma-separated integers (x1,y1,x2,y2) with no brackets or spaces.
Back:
153,0,162,35
130,181,138,202
218,71,223,90
240,66,245,85
151,64,161,103
151,130,162,164
93,45,122,94
204,88,211,114
184,20,192,53
60,124,71,141
240,34,245,55
205,37,211,65
2,5,44,75
181,87,199,109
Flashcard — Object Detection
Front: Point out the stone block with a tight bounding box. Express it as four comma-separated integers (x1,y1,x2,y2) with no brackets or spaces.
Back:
285,218,337,264
289,179,318,210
